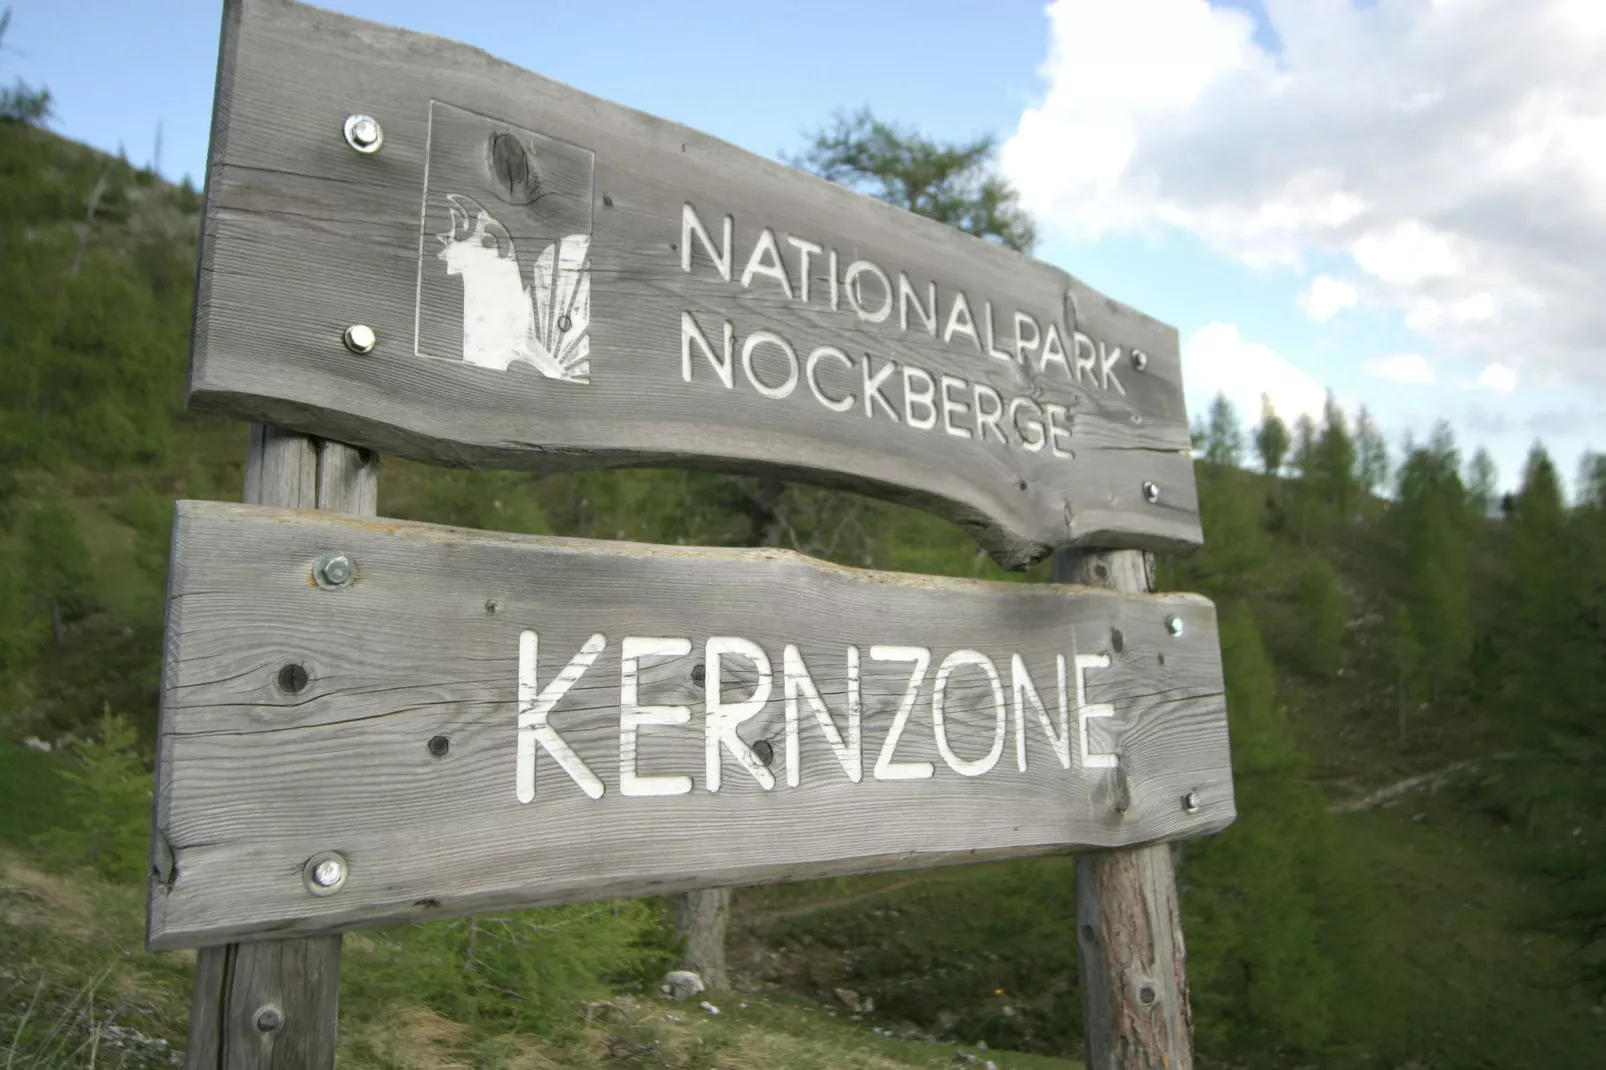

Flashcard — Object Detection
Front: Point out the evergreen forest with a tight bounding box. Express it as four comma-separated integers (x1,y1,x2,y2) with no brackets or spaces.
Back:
2,86,1605,1069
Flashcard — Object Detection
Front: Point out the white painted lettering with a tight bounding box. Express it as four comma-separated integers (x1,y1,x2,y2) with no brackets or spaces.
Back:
681,311,734,388
931,649,1006,778
845,260,893,323
899,273,937,335
787,235,823,304
1099,341,1127,395
705,637,777,791
1076,653,1117,769
943,291,981,351
680,203,732,282
863,357,901,422
1046,403,1073,459
740,228,795,300
1012,653,1070,771
903,366,937,430
1009,397,1046,453
783,644,862,787
741,329,799,400
1039,322,1070,378
806,346,856,413
870,645,934,781
828,248,840,311
516,630,607,802
1013,312,1042,365
939,374,972,439
983,301,1013,362
973,383,1006,445
1073,330,1098,385
620,636,694,797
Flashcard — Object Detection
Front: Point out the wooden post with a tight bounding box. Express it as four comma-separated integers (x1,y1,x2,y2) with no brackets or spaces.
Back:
1055,548,1195,1070
183,426,377,1070
677,887,732,991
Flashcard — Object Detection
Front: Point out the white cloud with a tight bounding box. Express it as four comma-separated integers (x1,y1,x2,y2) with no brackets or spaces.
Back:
1003,0,1606,394
1298,275,1359,322
1478,363,1519,392
1183,322,1328,428
1363,353,1436,385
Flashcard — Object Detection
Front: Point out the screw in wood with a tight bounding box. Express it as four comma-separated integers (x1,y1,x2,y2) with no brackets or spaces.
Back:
691,664,706,687
313,552,355,589
303,851,349,896
1165,615,1184,637
1182,790,1201,813
342,324,377,355
343,114,383,154
428,735,451,758
1131,350,1149,372
254,1005,284,1033
1142,481,1161,504
1137,982,1158,1006
752,739,774,767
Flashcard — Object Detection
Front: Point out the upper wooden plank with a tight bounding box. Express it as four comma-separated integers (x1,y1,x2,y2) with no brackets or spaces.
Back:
188,0,1201,569
149,501,1232,950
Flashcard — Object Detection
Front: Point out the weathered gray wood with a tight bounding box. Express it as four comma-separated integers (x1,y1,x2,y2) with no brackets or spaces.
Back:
1056,548,1195,1070
150,501,1231,950
678,888,732,991
169,432,375,1068
184,936,342,1069
187,0,1201,569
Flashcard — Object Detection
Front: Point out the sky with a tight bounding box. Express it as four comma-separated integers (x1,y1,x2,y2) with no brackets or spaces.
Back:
5,0,1602,495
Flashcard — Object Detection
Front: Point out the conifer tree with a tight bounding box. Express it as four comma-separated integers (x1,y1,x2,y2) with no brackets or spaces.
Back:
1353,406,1389,497
1393,427,1472,698
1466,448,1498,518
1315,393,1358,521
1503,444,1574,727
1287,412,1323,543
1204,393,1244,468
1253,394,1290,477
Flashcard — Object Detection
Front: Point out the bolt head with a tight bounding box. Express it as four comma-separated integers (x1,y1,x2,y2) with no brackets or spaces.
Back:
1183,790,1201,813
254,1005,284,1033
343,114,383,153
1131,350,1149,372
304,851,348,895
1142,481,1161,504
1165,615,1184,637
314,552,354,589
343,323,376,355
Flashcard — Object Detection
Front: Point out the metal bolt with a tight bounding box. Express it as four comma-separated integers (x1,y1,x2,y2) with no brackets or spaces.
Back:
314,552,354,589
428,735,451,758
303,851,348,896
343,114,383,154
1165,615,1184,638
277,662,310,694
1142,481,1161,504
1131,350,1149,372
557,313,572,332
1183,790,1201,814
752,739,774,767
254,1005,283,1033
342,323,376,354
1138,982,1158,1006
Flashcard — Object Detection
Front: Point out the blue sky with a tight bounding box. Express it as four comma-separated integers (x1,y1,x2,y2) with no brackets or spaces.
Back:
7,0,1600,495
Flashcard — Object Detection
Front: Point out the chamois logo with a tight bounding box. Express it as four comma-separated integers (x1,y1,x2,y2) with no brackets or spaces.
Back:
436,193,591,382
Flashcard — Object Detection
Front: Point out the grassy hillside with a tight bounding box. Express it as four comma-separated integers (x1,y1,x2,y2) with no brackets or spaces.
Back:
2,118,1603,1068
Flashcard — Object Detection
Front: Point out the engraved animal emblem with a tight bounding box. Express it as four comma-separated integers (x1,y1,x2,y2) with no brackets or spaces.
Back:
436,194,591,382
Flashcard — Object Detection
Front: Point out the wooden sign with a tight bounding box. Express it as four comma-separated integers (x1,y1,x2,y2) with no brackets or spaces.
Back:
188,0,1201,569
148,501,1232,950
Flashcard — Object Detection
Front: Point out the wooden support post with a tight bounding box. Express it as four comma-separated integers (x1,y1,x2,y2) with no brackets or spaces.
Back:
183,426,377,1070
677,887,732,991
1054,548,1194,1070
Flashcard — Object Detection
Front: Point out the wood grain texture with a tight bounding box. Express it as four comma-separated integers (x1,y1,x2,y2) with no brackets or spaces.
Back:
187,0,1201,570
184,936,342,1069
171,433,372,1069
150,502,1231,950
678,888,732,991
1057,548,1197,1070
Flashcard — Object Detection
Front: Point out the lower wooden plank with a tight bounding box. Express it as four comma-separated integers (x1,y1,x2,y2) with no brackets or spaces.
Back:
184,937,342,1069
149,501,1232,950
